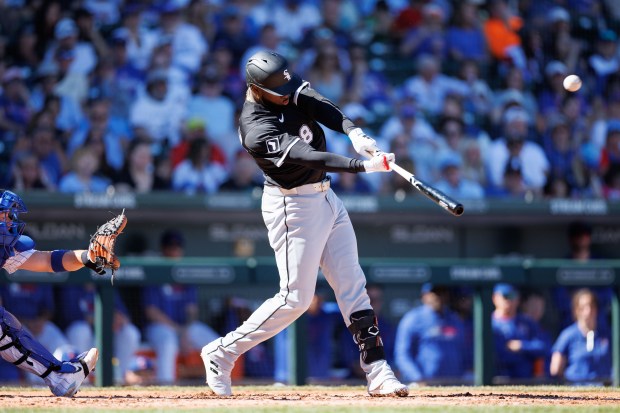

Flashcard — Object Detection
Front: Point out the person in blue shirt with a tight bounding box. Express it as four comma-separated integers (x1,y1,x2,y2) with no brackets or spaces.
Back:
394,283,466,384
492,283,549,380
142,230,219,384
56,285,141,385
550,288,611,385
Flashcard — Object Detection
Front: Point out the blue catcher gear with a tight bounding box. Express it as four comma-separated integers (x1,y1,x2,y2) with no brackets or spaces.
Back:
0,306,64,378
0,190,28,267
0,307,98,397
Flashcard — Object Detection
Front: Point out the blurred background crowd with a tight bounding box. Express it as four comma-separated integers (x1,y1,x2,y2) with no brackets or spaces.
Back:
1,0,620,200
0,0,619,389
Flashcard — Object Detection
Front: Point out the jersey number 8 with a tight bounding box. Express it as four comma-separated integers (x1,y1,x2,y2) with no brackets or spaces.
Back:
299,125,313,144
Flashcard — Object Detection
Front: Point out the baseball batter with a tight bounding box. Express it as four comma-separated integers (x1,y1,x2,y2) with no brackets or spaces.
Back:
202,51,408,397
0,189,101,396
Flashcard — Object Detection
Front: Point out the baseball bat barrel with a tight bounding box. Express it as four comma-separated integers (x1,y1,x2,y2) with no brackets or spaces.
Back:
389,162,464,216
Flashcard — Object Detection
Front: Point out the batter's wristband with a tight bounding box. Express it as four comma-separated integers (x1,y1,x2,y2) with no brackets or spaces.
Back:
51,250,69,272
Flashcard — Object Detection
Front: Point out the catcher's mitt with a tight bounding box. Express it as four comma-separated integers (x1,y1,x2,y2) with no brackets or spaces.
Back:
85,210,127,284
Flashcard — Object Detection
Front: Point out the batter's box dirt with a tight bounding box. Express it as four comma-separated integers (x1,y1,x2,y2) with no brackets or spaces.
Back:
1,385,620,412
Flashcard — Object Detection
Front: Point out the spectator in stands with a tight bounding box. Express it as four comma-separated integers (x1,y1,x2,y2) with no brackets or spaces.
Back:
212,6,254,69
457,59,493,121
142,229,219,384
9,23,40,70
402,54,469,119
56,285,141,385
0,283,69,384
129,68,186,155
600,120,620,198
487,157,529,198
170,118,226,170
107,28,145,120
306,44,348,105
148,35,191,102
390,0,424,41
42,17,98,76
380,104,437,182
154,2,207,76
59,146,111,193
550,288,611,385
218,150,263,193
446,1,488,65
588,29,619,97
271,0,322,46
345,44,393,121
118,5,158,71
433,152,484,200
400,3,447,60
114,139,169,193
461,137,488,189
491,283,549,380
493,66,538,126
171,137,228,195
538,61,570,118
551,221,613,332
74,7,109,63
520,291,553,379
0,68,32,141
186,71,237,163
67,98,128,174
52,46,89,105
483,0,526,70
395,283,466,385
542,115,578,194
29,126,67,188
486,107,549,194
9,152,54,192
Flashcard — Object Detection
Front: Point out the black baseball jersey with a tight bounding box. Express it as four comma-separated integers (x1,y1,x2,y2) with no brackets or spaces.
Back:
239,82,362,189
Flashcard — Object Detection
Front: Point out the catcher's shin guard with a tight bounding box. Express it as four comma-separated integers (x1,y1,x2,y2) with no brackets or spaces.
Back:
348,309,385,364
0,306,64,378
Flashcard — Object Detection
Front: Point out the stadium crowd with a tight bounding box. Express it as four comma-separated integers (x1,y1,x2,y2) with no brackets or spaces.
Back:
0,0,620,199
0,0,618,388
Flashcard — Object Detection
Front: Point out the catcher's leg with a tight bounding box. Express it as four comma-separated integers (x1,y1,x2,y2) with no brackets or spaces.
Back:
0,306,97,396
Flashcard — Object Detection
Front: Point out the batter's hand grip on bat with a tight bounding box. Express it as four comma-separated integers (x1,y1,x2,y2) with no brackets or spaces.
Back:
389,162,464,216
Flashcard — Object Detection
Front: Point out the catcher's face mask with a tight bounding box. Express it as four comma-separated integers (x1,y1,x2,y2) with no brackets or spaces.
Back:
0,190,28,255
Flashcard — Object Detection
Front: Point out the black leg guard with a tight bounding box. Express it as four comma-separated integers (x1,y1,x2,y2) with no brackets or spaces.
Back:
348,309,385,364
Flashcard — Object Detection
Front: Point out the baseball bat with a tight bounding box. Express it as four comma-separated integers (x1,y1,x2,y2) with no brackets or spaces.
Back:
389,162,464,216
365,151,464,216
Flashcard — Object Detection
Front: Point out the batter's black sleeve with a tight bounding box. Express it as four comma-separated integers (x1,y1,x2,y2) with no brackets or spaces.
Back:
295,84,357,135
286,140,365,173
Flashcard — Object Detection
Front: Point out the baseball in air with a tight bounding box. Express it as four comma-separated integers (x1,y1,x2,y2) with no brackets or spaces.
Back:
563,74,582,92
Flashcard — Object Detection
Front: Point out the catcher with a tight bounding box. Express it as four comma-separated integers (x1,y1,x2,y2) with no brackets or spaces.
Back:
0,189,126,396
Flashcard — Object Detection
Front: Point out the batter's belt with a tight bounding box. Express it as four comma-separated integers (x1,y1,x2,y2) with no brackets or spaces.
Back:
264,177,331,196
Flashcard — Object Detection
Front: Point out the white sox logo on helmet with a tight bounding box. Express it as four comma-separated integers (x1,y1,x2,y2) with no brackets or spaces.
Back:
283,69,291,81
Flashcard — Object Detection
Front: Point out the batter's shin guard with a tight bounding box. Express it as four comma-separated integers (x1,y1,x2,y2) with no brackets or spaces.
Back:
0,307,63,378
348,309,385,364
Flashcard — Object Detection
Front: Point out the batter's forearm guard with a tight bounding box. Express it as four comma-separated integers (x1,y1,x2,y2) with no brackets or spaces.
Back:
348,309,386,365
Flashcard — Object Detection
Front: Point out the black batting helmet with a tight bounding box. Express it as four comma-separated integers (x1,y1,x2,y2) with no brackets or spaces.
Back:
245,50,302,96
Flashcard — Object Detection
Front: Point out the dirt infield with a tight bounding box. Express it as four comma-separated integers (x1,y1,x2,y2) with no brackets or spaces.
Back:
2,385,620,411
